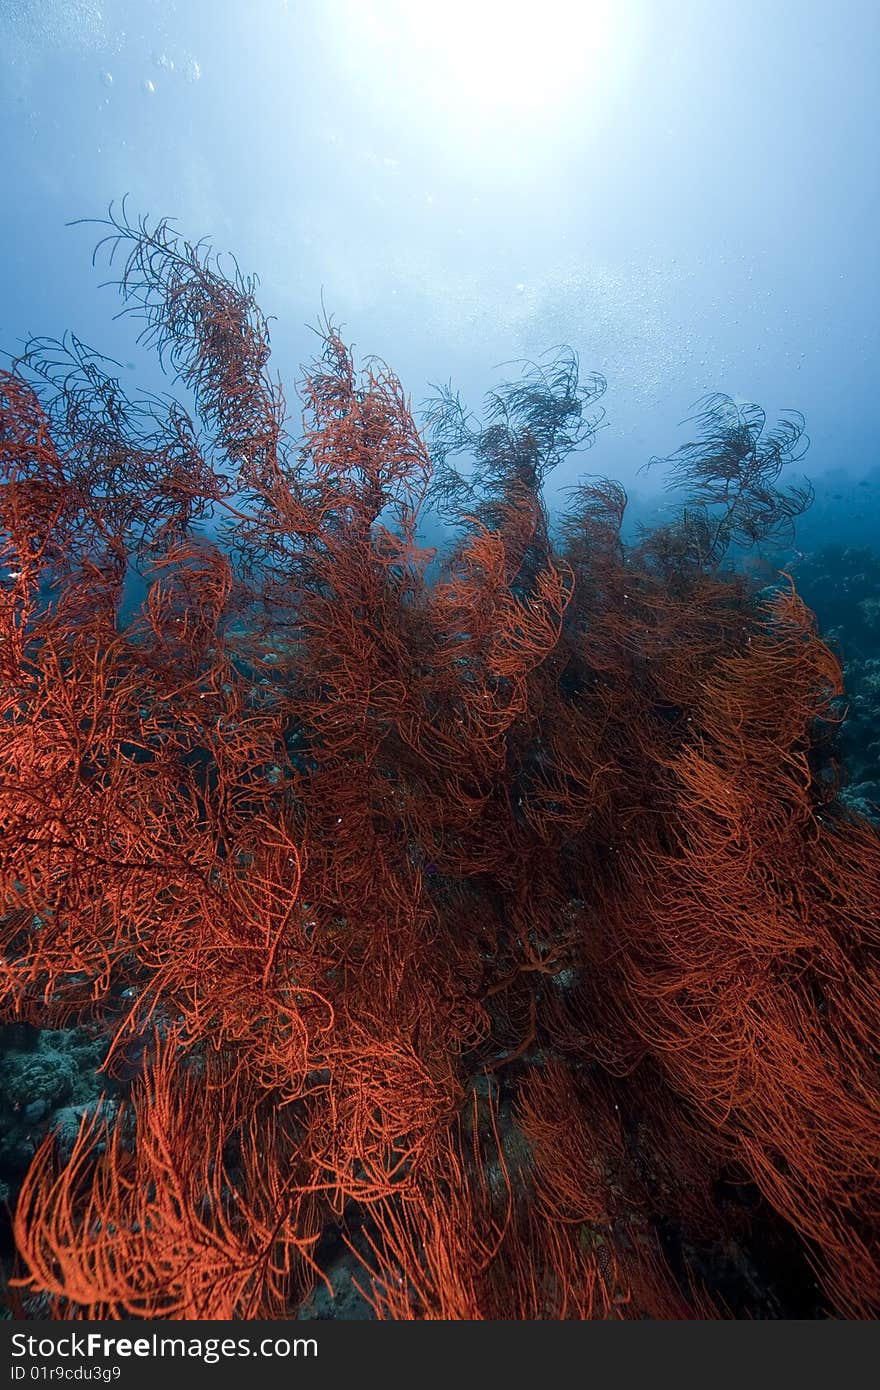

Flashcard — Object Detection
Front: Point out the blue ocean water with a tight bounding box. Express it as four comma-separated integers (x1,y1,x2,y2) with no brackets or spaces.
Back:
2,0,877,499
1,0,878,1323
5,0,875,783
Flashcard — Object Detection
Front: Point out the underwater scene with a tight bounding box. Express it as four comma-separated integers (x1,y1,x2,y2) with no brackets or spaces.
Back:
1,0,878,1321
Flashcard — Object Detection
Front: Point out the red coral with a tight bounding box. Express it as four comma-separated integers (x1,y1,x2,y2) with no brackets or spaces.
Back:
1,211,878,1320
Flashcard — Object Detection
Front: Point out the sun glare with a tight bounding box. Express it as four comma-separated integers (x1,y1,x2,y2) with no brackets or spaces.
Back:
334,0,622,144
396,0,612,114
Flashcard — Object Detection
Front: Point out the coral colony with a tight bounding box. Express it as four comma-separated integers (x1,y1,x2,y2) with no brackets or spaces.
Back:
1,208,877,1319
